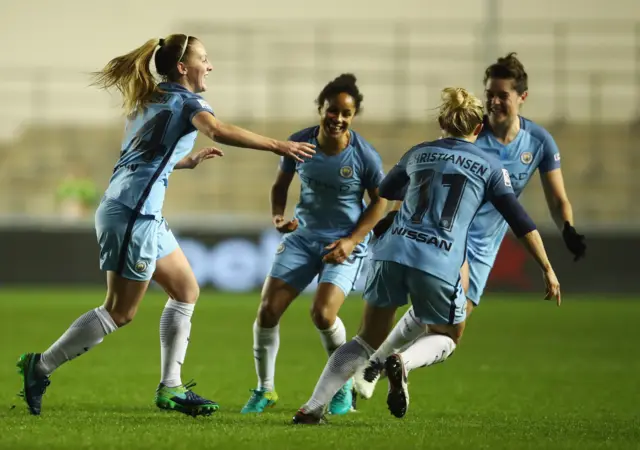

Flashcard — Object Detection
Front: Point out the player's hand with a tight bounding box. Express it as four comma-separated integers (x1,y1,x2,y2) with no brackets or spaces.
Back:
323,237,357,264
179,147,224,169
372,211,398,238
274,141,315,163
562,221,586,261
542,268,561,306
273,215,298,234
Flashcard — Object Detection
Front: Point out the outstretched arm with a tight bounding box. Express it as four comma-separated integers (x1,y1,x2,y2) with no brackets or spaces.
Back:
490,193,561,305
191,111,315,163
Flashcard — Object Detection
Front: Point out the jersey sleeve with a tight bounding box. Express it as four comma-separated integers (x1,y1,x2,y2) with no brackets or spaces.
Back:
362,147,385,190
486,162,516,201
379,149,412,201
279,155,297,173
183,96,215,122
278,132,304,173
490,193,537,238
396,148,413,171
538,130,561,173
486,158,535,237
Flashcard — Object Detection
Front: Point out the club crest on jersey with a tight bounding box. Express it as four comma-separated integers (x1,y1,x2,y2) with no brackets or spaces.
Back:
276,243,285,254
340,166,353,178
134,260,148,273
520,152,533,165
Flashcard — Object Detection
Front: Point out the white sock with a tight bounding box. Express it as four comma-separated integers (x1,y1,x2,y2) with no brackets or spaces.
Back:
303,336,374,414
253,321,279,391
36,306,118,377
400,333,456,373
317,317,347,356
397,307,426,353
159,299,195,387
369,308,427,365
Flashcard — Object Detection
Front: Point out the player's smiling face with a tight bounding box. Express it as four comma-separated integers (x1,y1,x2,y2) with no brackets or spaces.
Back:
319,93,356,139
181,40,212,93
485,78,527,124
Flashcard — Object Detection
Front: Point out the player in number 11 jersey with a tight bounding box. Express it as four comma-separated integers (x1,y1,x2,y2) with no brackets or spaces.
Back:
292,87,561,424
354,53,586,402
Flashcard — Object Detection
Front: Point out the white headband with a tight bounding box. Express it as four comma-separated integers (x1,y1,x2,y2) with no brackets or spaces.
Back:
178,35,190,62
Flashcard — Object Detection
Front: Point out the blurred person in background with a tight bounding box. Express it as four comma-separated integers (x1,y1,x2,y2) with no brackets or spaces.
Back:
16,33,315,417
241,74,387,416
354,53,585,401
56,164,99,220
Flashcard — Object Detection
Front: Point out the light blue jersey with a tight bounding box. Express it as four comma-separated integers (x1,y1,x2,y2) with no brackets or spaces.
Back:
96,82,214,281
372,137,514,287
465,116,561,303
280,126,384,244
270,126,384,295
104,82,214,218
469,116,561,261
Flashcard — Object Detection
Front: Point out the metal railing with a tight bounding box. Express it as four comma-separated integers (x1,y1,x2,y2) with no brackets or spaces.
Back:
0,19,638,228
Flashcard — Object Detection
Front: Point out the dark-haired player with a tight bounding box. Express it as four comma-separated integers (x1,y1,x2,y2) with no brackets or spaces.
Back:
241,74,387,415
355,53,586,400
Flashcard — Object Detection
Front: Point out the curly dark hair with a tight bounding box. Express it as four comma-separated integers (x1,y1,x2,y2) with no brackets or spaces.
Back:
316,73,363,114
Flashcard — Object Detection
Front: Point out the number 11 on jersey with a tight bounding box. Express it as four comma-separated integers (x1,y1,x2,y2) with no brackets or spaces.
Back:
410,169,468,231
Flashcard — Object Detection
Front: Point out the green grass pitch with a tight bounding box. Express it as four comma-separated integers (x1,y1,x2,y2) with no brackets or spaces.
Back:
1,289,639,449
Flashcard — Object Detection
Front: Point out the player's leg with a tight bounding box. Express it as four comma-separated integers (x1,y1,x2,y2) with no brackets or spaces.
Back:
241,277,298,413
382,269,467,419
313,253,365,414
151,222,218,416
397,256,487,374
311,283,348,359
310,282,353,415
352,259,470,399
241,233,318,413
153,220,197,389
399,258,470,354
40,272,148,375
353,262,470,400
17,199,152,415
294,260,405,424
295,302,398,424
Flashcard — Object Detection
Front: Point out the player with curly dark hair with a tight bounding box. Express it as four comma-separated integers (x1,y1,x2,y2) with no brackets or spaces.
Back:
241,74,387,416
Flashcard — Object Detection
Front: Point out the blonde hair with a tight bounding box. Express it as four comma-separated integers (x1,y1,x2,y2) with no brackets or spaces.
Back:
91,34,193,116
437,87,484,137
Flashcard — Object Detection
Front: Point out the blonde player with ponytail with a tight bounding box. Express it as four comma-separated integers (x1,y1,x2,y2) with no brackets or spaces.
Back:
16,34,314,417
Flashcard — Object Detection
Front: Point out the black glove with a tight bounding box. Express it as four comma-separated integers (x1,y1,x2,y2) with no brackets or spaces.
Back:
562,221,586,261
373,211,398,238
